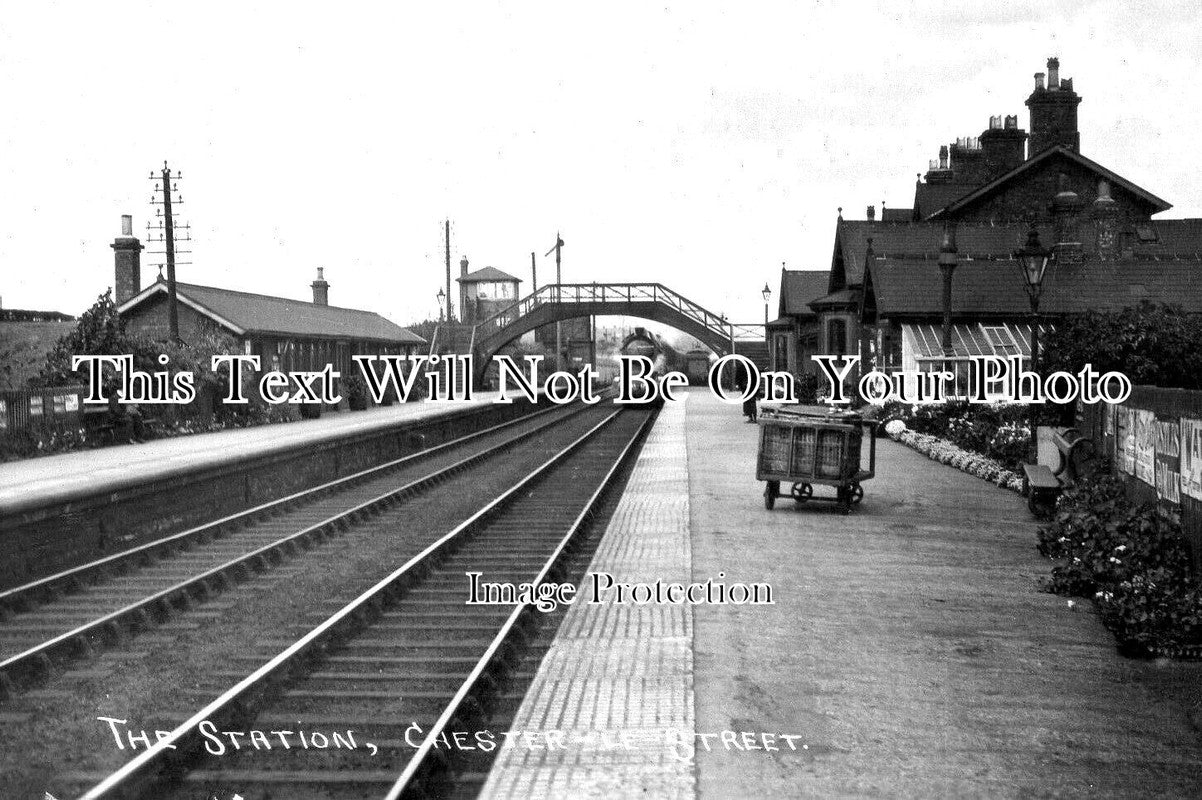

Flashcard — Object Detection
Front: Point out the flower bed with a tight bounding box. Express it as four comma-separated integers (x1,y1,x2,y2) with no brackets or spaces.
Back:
880,400,1036,473
886,423,1025,493
1037,477,1202,658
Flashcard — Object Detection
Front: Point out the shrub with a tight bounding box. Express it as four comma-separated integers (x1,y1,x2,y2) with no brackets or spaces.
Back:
987,422,1030,472
345,374,370,411
1042,302,1202,391
795,373,819,404
1037,477,1202,652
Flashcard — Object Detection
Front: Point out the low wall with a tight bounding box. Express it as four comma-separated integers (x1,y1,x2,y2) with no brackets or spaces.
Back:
1078,386,1202,569
0,399,538,590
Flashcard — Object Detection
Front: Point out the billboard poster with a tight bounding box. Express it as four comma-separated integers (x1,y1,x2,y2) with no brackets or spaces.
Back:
1154,418,1181,505
1182,418,1202,502
1115,405,1135,475
1134,409,1156,486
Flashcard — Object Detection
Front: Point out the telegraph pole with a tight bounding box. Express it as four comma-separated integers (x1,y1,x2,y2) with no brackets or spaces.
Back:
531,252,537,292
444,220,453,323
148,162,190,342
545,233,564,371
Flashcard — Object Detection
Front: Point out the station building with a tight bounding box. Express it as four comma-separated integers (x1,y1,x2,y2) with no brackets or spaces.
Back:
772,57,1202,382
111,218,425,376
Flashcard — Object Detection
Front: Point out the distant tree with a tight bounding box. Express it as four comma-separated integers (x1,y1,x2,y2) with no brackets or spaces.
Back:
29,290,241,397
1041,302,1202,390
406,318,439,345
29,290,138,388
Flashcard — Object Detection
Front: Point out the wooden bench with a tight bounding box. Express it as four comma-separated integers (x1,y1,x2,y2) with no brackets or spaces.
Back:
1022,428,1098,517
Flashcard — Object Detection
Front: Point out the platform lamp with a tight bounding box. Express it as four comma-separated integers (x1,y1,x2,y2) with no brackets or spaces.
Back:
436,287,445,323
1014,223,1053,461
938,225,958,360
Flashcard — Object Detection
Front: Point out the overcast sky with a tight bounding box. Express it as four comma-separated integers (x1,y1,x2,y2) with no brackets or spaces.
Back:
2,1,1200,328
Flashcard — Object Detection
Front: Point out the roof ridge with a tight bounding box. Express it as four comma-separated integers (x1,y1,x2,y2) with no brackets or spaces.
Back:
177,281,388,318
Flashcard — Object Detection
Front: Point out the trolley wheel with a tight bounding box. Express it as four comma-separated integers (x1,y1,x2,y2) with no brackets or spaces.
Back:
764,481,779,510
847,482,864,505
836,486,852,515
790,482,813,504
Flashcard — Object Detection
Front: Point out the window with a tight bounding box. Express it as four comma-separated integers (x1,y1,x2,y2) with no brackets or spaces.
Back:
981,325,1019,356
828,319,847,356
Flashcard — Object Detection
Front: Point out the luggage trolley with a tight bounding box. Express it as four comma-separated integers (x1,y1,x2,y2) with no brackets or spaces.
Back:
757,406,876,514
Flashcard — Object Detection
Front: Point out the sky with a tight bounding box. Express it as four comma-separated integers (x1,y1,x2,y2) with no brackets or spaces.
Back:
2,1,1201,329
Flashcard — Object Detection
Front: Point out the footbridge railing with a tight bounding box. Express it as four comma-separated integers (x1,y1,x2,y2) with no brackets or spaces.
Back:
471,283,765,354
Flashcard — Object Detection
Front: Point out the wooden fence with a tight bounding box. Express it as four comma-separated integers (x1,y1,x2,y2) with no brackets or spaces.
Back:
1077,386,1202,569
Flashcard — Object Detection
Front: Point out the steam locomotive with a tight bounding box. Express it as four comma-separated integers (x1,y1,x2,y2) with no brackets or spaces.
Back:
619,327,712,386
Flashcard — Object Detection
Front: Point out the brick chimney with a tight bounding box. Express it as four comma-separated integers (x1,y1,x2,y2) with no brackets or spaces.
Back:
311,267,329,305
979,114,1028,179
923,145,954,184
459,257,472,322
1050,173,1084,262
1026,56,1081,156
111,214,143,304
949,137,988,185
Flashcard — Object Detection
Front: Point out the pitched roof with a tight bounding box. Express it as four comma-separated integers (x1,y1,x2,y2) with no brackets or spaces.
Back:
808,288,860,308
1147,218,1202,254
777,269,830,317
930,146,1172,220
118,280,426,344
881,207,913,222
457,266,521,283
866,256,1202,318
833,219,1039,288
913,182,975,219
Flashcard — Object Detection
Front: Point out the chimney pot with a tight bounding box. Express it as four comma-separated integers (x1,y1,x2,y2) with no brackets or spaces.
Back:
1004,114,1018,129
866,204,876,221
939,144,949,169
1034,72,1045,90
460,256,469,277
1047,57,1060,89
121,214,133,236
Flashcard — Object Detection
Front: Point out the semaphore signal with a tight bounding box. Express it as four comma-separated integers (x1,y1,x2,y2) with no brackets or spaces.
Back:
147,161,192,342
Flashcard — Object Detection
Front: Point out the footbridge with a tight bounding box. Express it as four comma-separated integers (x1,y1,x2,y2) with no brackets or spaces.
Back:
434,283,769,381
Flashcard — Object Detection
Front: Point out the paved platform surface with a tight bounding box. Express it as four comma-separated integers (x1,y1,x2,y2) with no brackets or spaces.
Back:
688,390,1202,798
483,388,1202,798
0,396,497,513
480,396,694,799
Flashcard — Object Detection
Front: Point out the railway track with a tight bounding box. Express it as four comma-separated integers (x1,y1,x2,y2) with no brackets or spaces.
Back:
77,404,655,800
0,400,602,701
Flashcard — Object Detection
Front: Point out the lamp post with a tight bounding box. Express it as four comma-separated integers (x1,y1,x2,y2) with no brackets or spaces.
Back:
761,282,773,368
1014,223,1052,461
436,287,446,323
938,225,958,358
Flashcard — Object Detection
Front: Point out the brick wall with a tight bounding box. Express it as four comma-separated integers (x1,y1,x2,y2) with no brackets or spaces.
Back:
951,157,1151,226
122,293,218,343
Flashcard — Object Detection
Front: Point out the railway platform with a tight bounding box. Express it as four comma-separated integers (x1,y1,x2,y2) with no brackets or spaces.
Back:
0,395,525,591
482,387,1202,799
0,397,497,514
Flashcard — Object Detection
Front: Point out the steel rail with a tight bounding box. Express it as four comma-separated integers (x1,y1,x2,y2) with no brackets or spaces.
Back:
79,407,628,800
0,402,590,696
384,407,654,798
0,404,558,613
